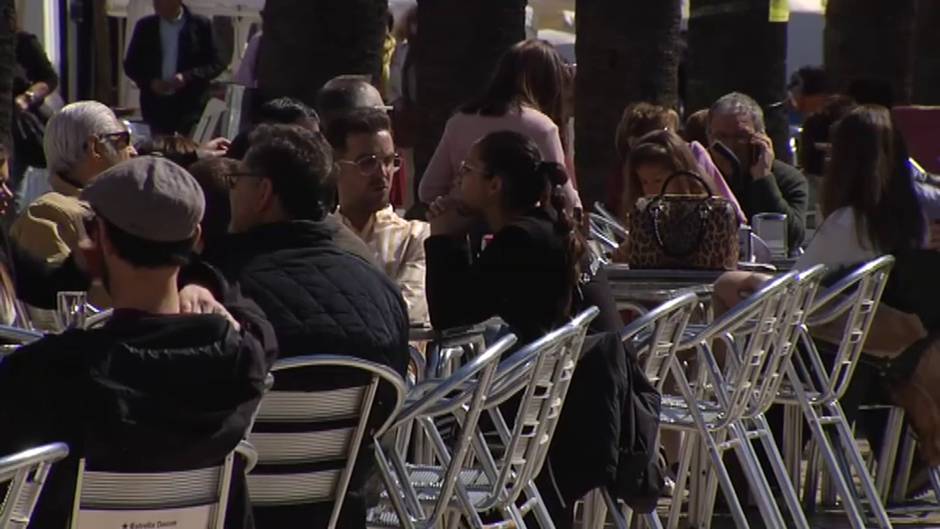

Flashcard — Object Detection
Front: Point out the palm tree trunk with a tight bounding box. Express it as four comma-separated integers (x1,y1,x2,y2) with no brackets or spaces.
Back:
824,0,916,105
0,0,15,150
686,0,790,163
913,0,940,104
412,0,527,198
575,0,682,207
256,0,389,107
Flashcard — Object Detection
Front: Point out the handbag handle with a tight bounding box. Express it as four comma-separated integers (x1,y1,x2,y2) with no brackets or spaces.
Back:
649,170,715,259
657,170,713,199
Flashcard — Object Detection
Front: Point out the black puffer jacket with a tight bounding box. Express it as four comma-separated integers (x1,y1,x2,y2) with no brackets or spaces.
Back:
205,220,410,378
200,220,409,529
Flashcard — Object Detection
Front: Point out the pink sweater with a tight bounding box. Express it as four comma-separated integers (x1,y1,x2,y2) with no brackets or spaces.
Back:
418,106,581,207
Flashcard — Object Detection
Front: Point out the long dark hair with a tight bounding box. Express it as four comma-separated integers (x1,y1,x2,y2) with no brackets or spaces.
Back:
461,39,567,131
623,129,708,212
475,131,584,311
823,105,924,252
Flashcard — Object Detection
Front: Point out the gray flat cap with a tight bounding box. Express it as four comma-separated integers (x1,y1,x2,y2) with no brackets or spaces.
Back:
81,156,205,242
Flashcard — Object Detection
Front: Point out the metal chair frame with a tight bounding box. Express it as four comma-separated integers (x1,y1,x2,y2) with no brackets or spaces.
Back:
661,271,809,529
776,256,896,529
371,334,517,529
247,355,407,529
581,293,700,529
450,307,600,529
0,442,69,529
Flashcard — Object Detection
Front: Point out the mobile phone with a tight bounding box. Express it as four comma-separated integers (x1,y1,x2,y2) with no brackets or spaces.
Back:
751,142,763,165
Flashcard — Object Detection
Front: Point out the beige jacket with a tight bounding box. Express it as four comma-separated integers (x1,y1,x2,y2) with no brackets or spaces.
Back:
11,173,110,308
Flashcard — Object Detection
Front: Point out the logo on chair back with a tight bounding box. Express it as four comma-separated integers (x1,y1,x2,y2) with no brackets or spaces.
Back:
75,506,211,529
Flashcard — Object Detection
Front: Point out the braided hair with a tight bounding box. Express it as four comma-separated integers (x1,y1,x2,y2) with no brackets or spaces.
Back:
476,131,585,312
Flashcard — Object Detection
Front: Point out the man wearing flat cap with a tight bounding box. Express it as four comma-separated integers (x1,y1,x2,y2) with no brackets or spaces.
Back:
0,156,276,529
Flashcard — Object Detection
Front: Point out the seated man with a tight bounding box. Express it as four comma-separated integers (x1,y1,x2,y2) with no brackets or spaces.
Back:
707,92,809,251
191,123,408,528
0,156,276,529
200,123,408,371
11,101,137,310
326,108,430,325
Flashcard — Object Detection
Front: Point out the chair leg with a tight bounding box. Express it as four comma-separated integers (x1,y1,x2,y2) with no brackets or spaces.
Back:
751,414,811,529
891,427,917,504
666,430,696,529
801,439,820,513
725,422,788,529
782,404,803,485
524,482,557,529
693,427,752,529
827,401,893,529
874,407,905,503
601,488,632,529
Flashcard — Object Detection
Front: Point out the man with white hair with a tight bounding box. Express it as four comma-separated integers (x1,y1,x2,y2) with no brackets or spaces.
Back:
707,91,809,250
11,101,136,306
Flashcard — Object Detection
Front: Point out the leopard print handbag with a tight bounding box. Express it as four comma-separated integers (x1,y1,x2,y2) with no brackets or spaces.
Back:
626,170,740,270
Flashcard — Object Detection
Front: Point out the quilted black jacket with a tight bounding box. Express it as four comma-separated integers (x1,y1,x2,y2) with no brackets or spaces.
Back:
204,220,410,378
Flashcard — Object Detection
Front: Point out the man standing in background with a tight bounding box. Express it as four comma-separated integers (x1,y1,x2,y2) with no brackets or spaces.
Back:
124,0,224,134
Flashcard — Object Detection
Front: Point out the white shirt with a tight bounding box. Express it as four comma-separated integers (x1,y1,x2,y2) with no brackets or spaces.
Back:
337,207,431,325
796,207,880,271
159,10,185,81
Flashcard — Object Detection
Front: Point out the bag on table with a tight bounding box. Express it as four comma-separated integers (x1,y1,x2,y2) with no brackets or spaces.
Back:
627,170,739,270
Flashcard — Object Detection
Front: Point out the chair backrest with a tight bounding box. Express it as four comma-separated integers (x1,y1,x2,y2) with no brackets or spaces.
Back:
801,255,895,401
622,292,699,391
246,355,406,529
475,307,599,510
682,272,799,425
69,449,242,529
588,213,623,256
192,98,227,144
748,265,827,415
379,334,516,528
0,443,68,528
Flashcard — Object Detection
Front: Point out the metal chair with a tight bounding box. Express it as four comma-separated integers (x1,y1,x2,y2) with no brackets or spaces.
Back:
445,307,599,529
69,442,256,529
0,443,69,528
581,293,700,529
246,355,407,529
661,271,805,529
370,334,517,529
776,255,896,529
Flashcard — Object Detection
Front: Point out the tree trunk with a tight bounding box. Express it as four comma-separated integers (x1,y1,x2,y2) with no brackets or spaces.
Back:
913,0,940,105
575,0,682,207
824,0,916,105
0,0,14,150
412,0,527,199
256,0,389,107
686,0,790,163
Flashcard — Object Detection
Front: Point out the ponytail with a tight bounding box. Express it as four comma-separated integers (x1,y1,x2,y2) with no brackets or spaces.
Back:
536,161,586,308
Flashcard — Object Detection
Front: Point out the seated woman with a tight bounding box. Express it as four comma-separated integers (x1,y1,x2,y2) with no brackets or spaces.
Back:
716,104,925,309
612,103,744,222
425,129,623,343
611,129,739,264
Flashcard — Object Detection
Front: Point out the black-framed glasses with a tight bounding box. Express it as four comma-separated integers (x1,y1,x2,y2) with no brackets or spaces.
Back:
225,172,265,189
339,153,401,175
97,131,131,150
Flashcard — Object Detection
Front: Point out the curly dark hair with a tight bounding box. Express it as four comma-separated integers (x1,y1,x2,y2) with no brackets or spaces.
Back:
244,124,335,221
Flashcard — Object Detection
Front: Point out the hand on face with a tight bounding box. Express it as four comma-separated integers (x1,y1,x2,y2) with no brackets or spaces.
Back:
428,196,475,237
749,133,775,180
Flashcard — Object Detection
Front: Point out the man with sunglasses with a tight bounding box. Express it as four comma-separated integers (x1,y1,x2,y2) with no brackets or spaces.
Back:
327,108,430,326
10,101,136,320
0,156,276,529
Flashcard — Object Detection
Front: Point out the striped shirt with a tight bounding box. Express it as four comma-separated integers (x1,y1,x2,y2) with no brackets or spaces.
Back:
337,206,430,326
